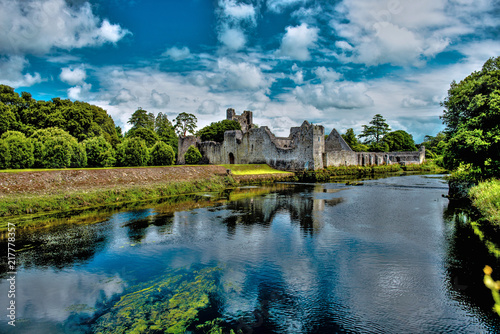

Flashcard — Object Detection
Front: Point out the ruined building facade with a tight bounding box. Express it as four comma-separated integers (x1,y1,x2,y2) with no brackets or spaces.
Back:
178,109,425,171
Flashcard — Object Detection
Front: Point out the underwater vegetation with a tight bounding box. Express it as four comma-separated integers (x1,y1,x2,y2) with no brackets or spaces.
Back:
93,266,239,334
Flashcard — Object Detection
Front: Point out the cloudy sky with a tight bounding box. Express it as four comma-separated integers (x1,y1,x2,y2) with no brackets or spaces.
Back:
0,0,499,141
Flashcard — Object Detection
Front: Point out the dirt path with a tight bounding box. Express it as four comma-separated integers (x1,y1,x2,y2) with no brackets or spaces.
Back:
0,166,230,196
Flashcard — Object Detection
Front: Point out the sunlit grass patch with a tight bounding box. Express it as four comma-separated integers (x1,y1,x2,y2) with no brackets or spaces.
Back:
470,179,500,225
220,164,290,175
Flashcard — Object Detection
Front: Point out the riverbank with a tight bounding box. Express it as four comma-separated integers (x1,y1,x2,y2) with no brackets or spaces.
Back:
469,179,500,226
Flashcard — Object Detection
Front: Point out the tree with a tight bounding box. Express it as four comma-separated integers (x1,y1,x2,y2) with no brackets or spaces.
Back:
1,131,34,169
155,112,178,153
382,130,417,151
341,128,368,152
0,103,16,135
441,56,500,177
0,139,11,169
149,141,175,166
184,145,202,164
128,108,154,130
174,112,197,137
197,120,241,142
127,127,160,148
30,127,86,168
83,136,116,167
359,114,391,145
420,132,447,158
116,137,149,167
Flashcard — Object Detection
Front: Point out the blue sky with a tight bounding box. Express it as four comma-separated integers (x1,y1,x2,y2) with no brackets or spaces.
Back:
0,0,499,142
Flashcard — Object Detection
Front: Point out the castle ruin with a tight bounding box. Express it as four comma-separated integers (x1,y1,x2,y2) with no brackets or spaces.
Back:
178,109,425,171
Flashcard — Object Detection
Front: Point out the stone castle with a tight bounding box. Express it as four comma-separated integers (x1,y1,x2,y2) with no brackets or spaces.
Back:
178,109,425,171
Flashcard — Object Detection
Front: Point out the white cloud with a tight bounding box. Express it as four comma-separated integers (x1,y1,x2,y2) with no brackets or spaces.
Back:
401,96,429,108
220,0,257,24
0,0,130,55
198,100,221,115
267,0,310,13
314,66,341,82
162,46,191,61
219,27,247,50
110,88,137,105
294,82,373,109
60,65,87,85
0,55,42,87
218,58,269,90
150,89,170,108
67,83,92,100
279,23,319,61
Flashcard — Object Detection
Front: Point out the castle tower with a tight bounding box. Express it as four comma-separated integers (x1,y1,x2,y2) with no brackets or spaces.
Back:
226,108,253,133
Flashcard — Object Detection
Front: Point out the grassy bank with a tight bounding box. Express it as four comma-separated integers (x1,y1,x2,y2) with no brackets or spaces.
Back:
469,179,500,226
0,176,234,219
220,164,291,175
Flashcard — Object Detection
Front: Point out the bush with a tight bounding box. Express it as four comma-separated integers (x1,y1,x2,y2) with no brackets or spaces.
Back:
149,141,175,166
84,136,116,167
30,127,86,168
1,131,34,169
127,127,159,148
184,145,202,164
116,137,149,167
0,139,11,169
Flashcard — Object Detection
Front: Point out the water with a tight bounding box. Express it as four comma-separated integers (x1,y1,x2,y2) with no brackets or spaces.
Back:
1,175,500,333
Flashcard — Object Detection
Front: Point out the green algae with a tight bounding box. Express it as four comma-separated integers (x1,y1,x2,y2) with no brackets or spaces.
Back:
93,266,239,334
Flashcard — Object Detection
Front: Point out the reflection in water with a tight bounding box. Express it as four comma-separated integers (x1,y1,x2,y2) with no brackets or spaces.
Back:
1,176,500,333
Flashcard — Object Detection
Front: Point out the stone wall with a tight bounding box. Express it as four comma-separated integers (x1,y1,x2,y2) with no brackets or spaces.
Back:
177,136,201,164
324,146,425,167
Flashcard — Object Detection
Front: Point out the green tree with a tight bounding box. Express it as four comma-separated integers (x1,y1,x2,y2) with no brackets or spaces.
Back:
128,108,155,130
127,127,160,148
0,103,16,135
155,112,178,153
149,141,175,166
1,131,34,169
0,139,11,169
341,128,368,152
197,120,241,142
184,145,202,164
83,136,116,167
441,56,500,177
420,132,447,158
116,137,149,167
174,112,197,137
30,127,86,168
382,130,417,151
359,114,391,145
368,141,389,152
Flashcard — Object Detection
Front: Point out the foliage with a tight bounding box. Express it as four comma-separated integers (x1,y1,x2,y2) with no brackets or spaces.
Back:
30,127,86,168
441,56,500,179
1,131,34,169
0,139,11,169
420,132,447,158
198,120,241,142
83,136,116,167
483,265,500,316
127,127,160,148
341,128,367,152
382,130,417,151
149,141,175,166
116,137,149,167
184,145,202,164
0,103,16,136
174,112,197,137
368,141,389,152
469,179,500,225
128,107,155,130
155,112,178,153
359,114,391,145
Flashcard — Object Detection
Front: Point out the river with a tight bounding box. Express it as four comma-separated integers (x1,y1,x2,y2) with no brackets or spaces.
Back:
1,174,499,333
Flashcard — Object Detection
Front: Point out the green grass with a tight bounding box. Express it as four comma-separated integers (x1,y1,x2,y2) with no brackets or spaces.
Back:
220,164,291,175
469,179,500,225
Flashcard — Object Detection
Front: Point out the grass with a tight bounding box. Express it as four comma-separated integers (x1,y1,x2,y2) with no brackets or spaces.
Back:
469,179,500,225
220,164,291,175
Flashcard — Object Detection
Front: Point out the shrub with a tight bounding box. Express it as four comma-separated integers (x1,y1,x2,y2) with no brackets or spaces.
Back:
184,145,202,164
1,131,34,169
127,127,159,148
30,127,86,168
149,141,175,166
84,136,116,167
0,139,11,169
116,137,149,167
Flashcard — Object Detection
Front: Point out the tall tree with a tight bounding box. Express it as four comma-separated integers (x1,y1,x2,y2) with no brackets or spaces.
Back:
441,56,500,177
341,128,368,152
174,112,197,137
382,130,417,152
359,114,391,145
155,112,178,152
128,108,155,130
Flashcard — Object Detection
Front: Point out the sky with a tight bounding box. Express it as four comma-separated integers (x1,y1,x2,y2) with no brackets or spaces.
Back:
0,0,499,142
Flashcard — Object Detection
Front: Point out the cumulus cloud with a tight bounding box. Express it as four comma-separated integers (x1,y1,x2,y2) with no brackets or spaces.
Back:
150,89,170,108
294,82,373,109
279,23,319,61
67,83,92,100
162,46,191,61
0,55,42,87
220,0,257,24
267,0,310,13
218,58,269,90
314,66,341,82
110,88,137,105
198,100,221,115
216,0,258,50
60,65,87,85
218,27,247,50
0,0,130,55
